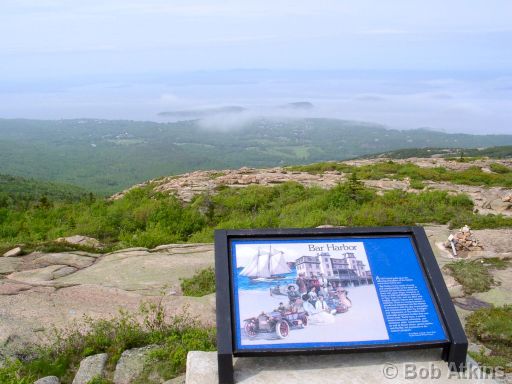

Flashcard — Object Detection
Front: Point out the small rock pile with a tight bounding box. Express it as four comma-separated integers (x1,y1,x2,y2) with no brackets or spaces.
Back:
445,225,483,254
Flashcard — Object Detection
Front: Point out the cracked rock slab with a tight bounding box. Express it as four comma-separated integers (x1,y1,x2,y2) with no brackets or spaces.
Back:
58,246,214,295
7,265,77,285
0,281,32,295
0,257,23,274
31,253,95,269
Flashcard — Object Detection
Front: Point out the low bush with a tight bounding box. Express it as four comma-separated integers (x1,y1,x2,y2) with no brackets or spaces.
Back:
1,177,511,251
450,214,512,230
0,302,215,384
409,179,426,190
489,163,511,174
180,267,216,297
290,160,512,187
0,360,36,384
135,326,216,383
466,305,512,372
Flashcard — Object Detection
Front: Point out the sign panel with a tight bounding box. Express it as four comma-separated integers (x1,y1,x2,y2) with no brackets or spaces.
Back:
230,237,447,351
215,227,467,384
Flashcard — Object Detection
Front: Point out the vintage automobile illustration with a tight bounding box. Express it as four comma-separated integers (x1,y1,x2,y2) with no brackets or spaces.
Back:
243,310,308,339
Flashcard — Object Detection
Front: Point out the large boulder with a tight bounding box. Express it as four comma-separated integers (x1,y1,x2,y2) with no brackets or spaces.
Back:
113,345,159,384
163,375,185,384
34,377,60,384
56,235,102,249
72,353,108,384
3,247,22,257
490,198,511,213
186,351,218,384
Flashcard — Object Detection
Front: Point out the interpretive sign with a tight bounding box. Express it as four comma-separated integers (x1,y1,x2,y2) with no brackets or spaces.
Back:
215,227,467,384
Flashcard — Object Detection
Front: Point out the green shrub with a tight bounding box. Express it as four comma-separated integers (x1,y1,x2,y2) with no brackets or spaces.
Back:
0,301,216,383
409,179,425,190
290,160,512,187
135,327,216,383
489,163,511,174
180,267,216,297
1,178,511,252
0,360,36,384
450,214,512,230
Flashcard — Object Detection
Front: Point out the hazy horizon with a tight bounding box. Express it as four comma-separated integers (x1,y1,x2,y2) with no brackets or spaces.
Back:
1,1,511,134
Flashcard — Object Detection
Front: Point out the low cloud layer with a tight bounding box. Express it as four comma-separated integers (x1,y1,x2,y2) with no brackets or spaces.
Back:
0,70,510,134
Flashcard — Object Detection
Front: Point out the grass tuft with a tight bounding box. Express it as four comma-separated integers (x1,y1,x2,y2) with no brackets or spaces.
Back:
444,258,510,295
466,305,512,372
444,260,495,295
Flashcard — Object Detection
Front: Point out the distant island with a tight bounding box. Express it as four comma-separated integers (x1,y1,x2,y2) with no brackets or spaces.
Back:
158,106,246,118
279,101,314,110
158,102,315,118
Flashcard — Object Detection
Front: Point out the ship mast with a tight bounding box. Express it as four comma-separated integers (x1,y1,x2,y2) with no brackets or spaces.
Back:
267,244,272,276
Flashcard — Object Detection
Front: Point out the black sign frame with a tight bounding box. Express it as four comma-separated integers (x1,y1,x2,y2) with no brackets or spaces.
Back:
215,226,467,384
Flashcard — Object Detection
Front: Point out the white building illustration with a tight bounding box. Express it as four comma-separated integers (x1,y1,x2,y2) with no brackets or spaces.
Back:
296,252,372,286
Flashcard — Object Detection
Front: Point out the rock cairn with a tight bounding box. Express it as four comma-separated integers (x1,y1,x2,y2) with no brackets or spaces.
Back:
445,225,483,255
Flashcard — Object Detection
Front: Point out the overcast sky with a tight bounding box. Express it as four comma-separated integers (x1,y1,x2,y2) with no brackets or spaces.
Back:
2,0,512,76
0,1,511,133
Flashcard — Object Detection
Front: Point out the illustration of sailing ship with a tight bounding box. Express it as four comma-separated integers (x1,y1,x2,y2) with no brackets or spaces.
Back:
240,246,291,281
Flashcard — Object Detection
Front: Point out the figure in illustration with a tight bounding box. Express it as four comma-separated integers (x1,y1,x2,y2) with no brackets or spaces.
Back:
336,287,352,309
296,273,307,293
287,285,300,304
302,294,335,325
308,288,318,306
316,294,337,315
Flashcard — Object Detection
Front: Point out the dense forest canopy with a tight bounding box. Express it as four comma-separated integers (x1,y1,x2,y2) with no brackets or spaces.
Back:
2,118,512,194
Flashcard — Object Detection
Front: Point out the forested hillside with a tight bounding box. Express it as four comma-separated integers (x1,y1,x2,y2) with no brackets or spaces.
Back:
0,174,88,207
2,118,512,194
